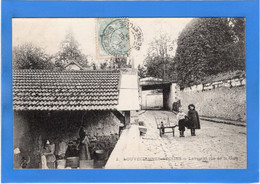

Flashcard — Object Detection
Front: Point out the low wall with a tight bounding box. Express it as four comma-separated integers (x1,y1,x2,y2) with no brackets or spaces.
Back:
105,124,141,169
178,86,246,122
13,110,121,168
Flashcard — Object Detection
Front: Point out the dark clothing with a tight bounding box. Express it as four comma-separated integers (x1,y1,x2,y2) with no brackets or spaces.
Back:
78,128,91,160
191,129,196,136
79,128,86,142
188,110,200,129
178,117,190,131
172,100,181,112
178,119,186,131
66,142,79,157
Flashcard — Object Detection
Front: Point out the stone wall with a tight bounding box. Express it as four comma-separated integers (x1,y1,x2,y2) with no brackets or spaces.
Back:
13,110,122,168
178,86,246,122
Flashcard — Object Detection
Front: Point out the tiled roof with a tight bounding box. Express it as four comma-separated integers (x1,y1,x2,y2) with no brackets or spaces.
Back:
13,70,120,111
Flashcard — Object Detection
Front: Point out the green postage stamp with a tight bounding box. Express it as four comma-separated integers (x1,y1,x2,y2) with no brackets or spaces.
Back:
96,18,143,58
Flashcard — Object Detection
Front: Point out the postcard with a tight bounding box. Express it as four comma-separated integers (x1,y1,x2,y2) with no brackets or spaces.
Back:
1,1,259,183
12,17,246,169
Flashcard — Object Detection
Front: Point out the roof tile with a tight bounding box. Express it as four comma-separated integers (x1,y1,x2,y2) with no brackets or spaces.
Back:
13,70,120,111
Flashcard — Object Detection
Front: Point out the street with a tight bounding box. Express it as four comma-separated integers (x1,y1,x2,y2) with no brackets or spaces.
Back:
108,110,247,169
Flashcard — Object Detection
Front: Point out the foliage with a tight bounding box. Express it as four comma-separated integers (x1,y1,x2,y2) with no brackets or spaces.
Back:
56,33,88,69
174,18,246,87
144,34,176,80
137,64,147,78
114,57,131,68
145,56,176,80
100,56,131,70
13,43,54,70
100,62,108,70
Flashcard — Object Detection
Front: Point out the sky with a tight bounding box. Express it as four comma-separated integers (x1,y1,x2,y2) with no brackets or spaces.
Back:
12,18,192,68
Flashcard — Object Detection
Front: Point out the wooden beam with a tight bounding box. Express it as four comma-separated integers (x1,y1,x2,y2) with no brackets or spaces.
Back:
141,83,171,91
112,111,131,127
112,111,125,125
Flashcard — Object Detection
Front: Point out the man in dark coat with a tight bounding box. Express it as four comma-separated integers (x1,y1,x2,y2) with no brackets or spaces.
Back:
187,104,200,136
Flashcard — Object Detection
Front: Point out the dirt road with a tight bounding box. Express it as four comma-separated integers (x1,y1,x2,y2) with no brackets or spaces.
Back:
130,110,247,169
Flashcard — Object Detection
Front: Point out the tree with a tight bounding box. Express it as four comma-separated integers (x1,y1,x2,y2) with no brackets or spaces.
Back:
56,33,88,69
100,62,108,70
144,34,176,80
174,18,246,87
227,18,246,70
13,43,54,70
137,64,147,78
113,56,131,68
100,56,131,70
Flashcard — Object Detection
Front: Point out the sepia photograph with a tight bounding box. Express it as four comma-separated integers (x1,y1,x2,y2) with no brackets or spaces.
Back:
12,18,246,169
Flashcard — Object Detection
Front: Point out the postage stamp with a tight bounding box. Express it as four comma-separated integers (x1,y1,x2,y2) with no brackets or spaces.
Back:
96,18,143,59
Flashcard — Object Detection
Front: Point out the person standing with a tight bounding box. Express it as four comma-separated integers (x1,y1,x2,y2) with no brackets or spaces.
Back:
177,109,187,137
78,127,91,160
187,104,200,136
42,140,56,169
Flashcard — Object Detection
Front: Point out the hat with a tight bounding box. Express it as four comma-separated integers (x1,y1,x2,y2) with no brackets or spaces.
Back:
188,104,195,110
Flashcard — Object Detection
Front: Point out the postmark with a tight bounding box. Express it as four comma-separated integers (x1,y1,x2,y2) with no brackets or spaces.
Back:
100,18,130,56
96,18,143,58
129,22,143,51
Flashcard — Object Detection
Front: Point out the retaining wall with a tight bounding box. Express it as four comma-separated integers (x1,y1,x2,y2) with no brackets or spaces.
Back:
178,86,246,122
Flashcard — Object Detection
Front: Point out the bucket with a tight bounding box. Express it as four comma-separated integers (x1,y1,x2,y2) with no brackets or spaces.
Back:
79,160,94,169
94,160,107,168
56,159,66,169
66,157,79,168
95,150,106,161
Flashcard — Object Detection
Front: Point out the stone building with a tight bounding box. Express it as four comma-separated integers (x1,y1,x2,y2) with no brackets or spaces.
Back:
13,69,140,168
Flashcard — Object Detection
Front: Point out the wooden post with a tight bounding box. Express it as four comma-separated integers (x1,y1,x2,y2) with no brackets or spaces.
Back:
124,111,130,126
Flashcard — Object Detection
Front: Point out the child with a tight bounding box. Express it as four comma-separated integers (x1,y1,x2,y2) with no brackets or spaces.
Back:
177,109,187,137
187,104,200,136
